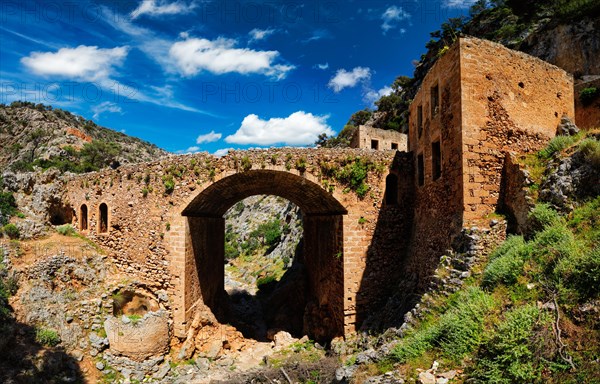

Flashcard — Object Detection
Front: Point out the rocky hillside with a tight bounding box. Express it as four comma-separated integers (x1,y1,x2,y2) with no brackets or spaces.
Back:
0,101,167,173
224,195,302,295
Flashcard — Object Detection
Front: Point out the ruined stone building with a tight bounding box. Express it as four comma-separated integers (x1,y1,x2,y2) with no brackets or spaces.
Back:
62,37,576,350
394,36,574,299
350,125,407,151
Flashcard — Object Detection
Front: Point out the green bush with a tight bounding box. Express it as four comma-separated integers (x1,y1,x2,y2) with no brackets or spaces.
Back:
391,287,494,363
0,192,17,226
555,246,600,300
579,87,599,105
35,327,61,347
2,224,19,239
241,156,252,172
538,135,576,160
578,137,600,169
256,274,276,288
525,203,561,238
531,223,582,274
483,241,529,288
163,175,175,194
250,220,283,248
488,235,526,261
568,196,600,243
471,305,552,384
56,224,75,236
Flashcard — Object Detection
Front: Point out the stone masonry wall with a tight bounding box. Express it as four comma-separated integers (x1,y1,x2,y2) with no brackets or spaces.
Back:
574,78,600,130
459,37,574,223
351,126,408,151
64,148,397,338
406,37,466,294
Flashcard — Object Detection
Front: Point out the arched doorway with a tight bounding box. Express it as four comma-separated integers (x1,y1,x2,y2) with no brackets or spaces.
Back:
99,203,108,233
181,170,347,341
80,204,88,231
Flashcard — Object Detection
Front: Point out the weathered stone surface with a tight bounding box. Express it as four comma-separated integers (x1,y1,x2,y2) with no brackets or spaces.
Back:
104,310,169,361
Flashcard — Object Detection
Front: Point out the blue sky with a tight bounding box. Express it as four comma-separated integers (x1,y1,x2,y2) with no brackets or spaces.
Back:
0,0,475,154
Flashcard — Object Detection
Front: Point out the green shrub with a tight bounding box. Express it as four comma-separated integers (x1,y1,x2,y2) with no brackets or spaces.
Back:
56,224,75,236
471,305,553,384
483,242,529,288
555,246,600,300
256,275,276,288
578,137,600,169
295,157,307,172
0,192,17,226
163,175,175,194
488,235,526,261
538,135,576,160
568,196,600,243
436,287,495,360
241,156,252,171
2,224,19,239
531,223,581,274
391,287,494,363
525,203,561,238
579,87,599,105
35,327,61,347
128,314,142,325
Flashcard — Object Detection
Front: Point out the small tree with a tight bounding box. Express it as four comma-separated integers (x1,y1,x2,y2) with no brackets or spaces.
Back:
28,128,46,163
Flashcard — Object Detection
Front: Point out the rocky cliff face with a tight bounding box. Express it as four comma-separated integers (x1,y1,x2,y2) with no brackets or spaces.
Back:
520,16,600,78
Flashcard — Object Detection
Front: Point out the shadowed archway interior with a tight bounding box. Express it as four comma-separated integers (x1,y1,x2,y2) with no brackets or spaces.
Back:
182,170,347,341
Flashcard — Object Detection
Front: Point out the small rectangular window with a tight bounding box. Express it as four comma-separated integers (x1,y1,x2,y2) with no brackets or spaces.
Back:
432,141,442,180
371,139,379,150
391,143,398,150
417,106,423,138
417,153,424,186
431,85,439,117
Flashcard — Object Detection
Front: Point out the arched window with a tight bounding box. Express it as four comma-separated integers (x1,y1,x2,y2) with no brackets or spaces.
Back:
99,203,108,233
80,204,88,231
385,174,398,205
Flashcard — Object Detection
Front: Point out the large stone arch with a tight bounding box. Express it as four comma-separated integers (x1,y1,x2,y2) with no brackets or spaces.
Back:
171,170,348,341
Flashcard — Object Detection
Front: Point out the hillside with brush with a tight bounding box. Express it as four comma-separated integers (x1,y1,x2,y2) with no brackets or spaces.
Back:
0,101,167,173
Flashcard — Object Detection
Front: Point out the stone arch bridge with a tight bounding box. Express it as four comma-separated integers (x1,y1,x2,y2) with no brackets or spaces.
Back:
64,148,411,341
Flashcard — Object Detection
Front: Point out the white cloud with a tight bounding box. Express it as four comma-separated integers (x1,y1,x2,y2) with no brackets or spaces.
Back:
363,86,393,105
443,0,478,8
214,148,234,157
176,146,201,154
225,111,334,146
302,29,332,43
196,130,222,144
315,62,329,70
328,67,372,93
249,28,276,43
381,5,411,34
131,0,195,19
92,101,123,119
21,45,128,82
169,37,294,79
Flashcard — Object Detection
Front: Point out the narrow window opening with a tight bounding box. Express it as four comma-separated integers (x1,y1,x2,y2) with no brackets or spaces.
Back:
371,139,379,150
417,154,425,186
391,143,398,150
80,204,88,231
99,203,108,233
385,174,398,205
432,141,442,180
431,85,439,117
417,106,423,138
